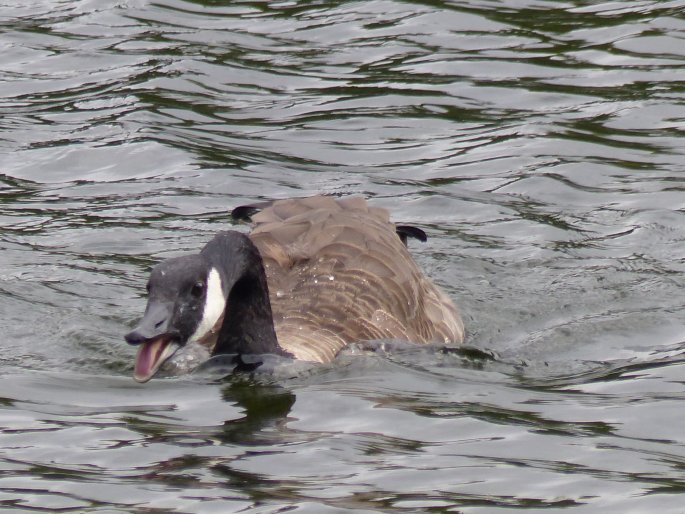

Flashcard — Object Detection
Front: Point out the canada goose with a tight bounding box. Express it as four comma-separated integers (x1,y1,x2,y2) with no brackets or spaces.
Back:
125,196,464,382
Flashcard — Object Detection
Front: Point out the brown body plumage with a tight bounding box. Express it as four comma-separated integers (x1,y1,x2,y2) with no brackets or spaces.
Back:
243,196,464,362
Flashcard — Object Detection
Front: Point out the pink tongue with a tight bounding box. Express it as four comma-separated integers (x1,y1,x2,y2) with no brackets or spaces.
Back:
134,338,168,383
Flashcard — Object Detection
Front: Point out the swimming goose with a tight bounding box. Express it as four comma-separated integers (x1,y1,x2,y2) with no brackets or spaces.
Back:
125,196,464,382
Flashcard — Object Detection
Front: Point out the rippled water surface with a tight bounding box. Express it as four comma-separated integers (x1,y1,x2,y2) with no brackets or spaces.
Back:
2,0,685,512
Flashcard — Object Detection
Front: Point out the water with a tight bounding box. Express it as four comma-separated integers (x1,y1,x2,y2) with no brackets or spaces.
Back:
2,0,685,511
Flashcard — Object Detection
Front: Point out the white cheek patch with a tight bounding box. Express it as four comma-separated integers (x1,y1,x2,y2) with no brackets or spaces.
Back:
188,267,226,344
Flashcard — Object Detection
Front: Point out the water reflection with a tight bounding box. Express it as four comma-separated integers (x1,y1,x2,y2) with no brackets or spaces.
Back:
218,375,296,445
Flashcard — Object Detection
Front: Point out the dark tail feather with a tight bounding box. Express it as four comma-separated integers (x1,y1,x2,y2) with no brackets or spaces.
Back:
231,201,273,221
395,225,428,246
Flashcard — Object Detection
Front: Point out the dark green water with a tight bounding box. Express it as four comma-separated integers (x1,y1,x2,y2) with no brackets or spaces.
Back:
2,0,685,512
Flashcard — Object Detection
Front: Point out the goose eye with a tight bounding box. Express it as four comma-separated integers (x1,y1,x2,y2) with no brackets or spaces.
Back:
191,281,205,298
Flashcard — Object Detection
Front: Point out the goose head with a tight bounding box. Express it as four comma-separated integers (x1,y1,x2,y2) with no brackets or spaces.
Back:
125,231,281,382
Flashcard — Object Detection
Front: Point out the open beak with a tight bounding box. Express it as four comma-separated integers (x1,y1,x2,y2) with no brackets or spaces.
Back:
125,301,181,383
132,335,181,383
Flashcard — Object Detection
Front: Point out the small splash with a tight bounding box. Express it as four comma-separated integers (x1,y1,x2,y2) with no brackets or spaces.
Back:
162,343,212,377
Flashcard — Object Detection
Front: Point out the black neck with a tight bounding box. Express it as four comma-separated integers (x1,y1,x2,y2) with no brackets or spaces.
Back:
214,270,286,356
207,232,289,358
